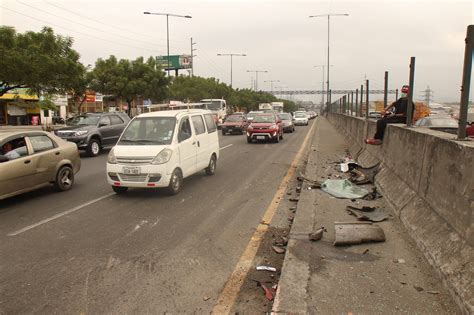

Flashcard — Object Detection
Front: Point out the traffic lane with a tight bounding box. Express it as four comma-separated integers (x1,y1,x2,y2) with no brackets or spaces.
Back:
0,123,313,313
0,150,110,233
0,132,235,234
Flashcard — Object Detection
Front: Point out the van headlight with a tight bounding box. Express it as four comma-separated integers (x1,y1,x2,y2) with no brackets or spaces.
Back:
151,148,173,165
108,147,117,164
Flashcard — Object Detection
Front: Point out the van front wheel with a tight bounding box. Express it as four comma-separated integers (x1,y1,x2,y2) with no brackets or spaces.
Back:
205,155,217,175
166,168,183,195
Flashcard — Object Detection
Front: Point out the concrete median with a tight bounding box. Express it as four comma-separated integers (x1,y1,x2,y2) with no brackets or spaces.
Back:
326,112,474,313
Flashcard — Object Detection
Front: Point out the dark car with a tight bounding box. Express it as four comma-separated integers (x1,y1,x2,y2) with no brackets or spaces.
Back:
222,115,248,135
278,113,295,133
55,112,130,157
246,113,283,143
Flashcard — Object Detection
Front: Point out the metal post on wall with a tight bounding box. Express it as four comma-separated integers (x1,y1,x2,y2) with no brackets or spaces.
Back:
457,25,473,140
365,80,369,118
384,71,388,108
344,95,347,114
407,57,416,127
395,88,399,101
360,84,364,117
351,91,354,116
355,89,359,117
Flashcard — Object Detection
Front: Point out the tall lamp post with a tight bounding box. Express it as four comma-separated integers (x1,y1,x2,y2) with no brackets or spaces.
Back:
247,70,268,91
144,11,192,77
310,13,348,107
217,53,246,87
264,80,280,94
314,64,333,107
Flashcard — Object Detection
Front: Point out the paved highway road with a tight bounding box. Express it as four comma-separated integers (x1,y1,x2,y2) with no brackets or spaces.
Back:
0,122,313,313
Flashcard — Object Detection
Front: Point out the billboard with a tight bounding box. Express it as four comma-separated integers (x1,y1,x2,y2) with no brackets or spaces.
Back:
156,55,192,70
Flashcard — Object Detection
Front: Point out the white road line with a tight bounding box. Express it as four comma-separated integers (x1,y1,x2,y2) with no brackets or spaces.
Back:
220,144,233,150
8,192,115,236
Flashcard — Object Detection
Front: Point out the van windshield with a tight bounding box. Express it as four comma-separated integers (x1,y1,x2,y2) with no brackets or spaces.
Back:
204,101,222,110
119,117,176,145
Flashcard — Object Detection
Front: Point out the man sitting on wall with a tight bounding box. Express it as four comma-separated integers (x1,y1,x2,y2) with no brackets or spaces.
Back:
365,85,414,145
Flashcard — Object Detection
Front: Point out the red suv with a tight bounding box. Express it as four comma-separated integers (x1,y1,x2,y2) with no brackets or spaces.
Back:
246,113,283,143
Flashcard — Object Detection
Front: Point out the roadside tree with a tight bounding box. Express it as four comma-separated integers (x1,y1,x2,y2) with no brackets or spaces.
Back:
0,26,85,98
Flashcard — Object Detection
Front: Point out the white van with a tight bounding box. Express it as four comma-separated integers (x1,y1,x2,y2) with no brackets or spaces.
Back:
106,109,219,195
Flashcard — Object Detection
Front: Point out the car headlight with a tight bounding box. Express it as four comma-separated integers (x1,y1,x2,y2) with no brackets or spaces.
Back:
108,147,117,164
74,130,88,136
151,148,173,165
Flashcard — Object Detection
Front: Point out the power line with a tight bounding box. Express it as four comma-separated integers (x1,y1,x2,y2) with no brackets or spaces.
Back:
1,5,167,55
16,0,186,52
42,0,189,47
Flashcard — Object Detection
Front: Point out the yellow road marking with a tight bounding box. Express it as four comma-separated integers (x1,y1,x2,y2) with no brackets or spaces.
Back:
212,121,317,314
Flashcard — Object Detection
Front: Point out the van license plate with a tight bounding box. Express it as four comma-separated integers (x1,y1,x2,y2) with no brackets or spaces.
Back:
257,136,265,140
123,166,140,175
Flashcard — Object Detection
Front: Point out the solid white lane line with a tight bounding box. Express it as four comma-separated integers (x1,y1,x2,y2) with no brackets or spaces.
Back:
220,144,233,150
8,192,115,236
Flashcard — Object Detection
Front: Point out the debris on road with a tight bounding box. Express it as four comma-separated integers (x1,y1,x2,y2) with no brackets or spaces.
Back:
297,172,322,187
346,205,389,222
393,258,406,264
340,160,358,173
334,222,386,246
428,291,440,295
414,285,424,292
320,179,369,199
308,227,325,241
272,245,286,254
203,295,211,301
274,236,288,247
260,283,274,301
256,266,277,272
348,169,371,185
363,187,383,200
289,198,299,202
296,186,302,193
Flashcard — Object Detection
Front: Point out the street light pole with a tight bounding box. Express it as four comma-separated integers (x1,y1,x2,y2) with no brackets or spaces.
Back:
217,53,246,87
314,65,334,107
247,70,268,91
310,13,348,107
144,11,192,77
264,80,280,94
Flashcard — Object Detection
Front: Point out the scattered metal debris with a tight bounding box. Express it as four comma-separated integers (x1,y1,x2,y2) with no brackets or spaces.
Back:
334,222,386,246
256,266,277,272
346,205,390,222
203,295,211,301
272,245,285,254
363,187,383,200
289,198,299,202
428,291,440,295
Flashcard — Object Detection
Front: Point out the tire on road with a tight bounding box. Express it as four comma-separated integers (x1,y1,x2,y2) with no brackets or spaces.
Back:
87,138,101,157
205,154,217,175
166,168,183,195
247,136,252,143
54,165,74,191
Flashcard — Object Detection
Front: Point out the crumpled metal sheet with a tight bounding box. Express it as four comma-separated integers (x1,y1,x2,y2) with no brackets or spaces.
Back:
346,206,390,222
320,179,369,199
334,222,386,246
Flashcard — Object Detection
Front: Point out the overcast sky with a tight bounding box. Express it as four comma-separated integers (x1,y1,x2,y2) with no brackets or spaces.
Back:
1,0,473,103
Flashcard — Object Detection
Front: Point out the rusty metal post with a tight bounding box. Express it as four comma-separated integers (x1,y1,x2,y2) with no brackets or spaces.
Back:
458,25,473,140
365,79,369,118
407,57,415,127
350,91,354,116
395,88,399,101
384,71,388,108
355,89,359,117
360,84,364,117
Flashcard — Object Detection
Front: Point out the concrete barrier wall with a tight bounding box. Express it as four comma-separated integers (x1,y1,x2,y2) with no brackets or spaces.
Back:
326,113,474,313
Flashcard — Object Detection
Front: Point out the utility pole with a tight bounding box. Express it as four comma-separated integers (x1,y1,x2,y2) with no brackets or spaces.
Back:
190,37,197,77
247,70,268,91
264,80,280,94
217,53,246,87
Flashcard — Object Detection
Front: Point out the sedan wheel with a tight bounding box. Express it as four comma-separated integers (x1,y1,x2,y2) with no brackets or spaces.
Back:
54,166,74,191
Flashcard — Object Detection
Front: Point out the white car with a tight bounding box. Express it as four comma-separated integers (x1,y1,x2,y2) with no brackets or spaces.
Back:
107,109,220,195
293,112,309,126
